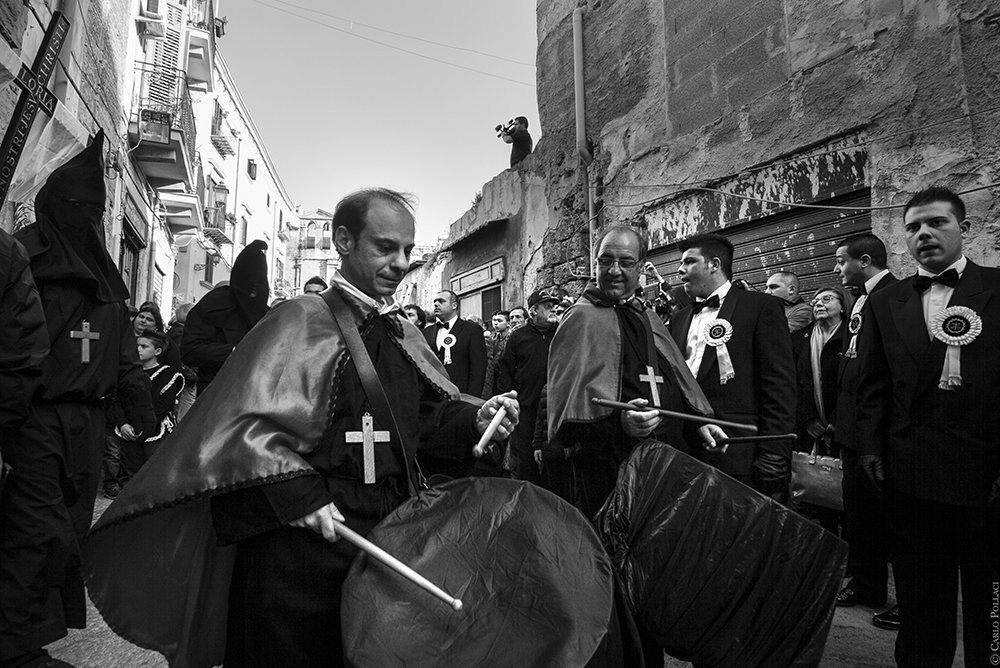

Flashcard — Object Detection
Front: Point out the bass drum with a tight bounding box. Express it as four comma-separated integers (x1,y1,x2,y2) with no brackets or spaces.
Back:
342,477,634,668
595,441,849,668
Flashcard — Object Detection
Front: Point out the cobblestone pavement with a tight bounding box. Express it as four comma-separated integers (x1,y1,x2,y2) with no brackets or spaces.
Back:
49,497,964,667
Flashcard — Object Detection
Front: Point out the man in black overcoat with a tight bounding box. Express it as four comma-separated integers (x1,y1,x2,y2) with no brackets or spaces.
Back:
831,232,899,626
423,289,487,397
669,233,797,499
856,186,999,668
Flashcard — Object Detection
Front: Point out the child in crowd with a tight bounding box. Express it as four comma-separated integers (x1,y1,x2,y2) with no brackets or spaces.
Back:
119,330,185,482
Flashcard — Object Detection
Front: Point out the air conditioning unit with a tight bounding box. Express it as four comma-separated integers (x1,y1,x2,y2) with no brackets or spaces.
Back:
138,108,172,144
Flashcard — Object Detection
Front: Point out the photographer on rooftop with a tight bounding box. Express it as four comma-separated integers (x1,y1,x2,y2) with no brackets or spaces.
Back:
498,116,533,167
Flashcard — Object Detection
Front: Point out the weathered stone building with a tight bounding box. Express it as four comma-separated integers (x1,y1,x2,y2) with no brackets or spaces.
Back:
284,207,338,295
175,48,298,306
405,0,999,312
2,1,298,315
400,169,551,319
1,0,149,300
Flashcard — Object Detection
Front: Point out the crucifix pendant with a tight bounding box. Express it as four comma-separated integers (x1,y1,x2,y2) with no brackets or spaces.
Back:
70,320,101,364
345,412,391,484
639,364,664,407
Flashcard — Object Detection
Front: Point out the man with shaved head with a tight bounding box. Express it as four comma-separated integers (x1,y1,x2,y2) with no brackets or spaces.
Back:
765,270,812,333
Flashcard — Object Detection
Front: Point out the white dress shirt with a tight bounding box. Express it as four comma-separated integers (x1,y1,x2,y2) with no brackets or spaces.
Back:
917,255,966,338
331,272,398,315
850,268,891,319
685,281,733,376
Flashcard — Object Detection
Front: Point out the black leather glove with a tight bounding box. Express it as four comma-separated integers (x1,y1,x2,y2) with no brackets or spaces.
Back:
858,454,885,497
751,451,790,503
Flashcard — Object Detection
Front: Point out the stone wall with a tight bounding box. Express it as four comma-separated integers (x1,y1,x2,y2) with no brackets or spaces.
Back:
352,0,1000,306
521,0,1000,293
1,0,133,239
401,164,555,312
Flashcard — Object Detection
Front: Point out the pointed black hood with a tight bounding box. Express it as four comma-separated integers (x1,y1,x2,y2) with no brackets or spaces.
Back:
17,129,130,303
230,239,269,326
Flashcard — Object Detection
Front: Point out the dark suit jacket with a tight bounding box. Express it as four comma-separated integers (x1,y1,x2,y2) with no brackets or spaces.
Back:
833,272,897,451
670,288,797,475
855,261,1000,507
792,321,846,449
423,318,487,397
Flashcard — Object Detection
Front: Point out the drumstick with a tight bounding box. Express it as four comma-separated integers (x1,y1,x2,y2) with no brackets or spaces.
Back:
332,519,463,611
473,405,507,458
714,434,798,446
591,397,758,433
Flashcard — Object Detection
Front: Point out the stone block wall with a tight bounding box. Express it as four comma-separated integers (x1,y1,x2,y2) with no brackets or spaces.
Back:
517,0,1000,294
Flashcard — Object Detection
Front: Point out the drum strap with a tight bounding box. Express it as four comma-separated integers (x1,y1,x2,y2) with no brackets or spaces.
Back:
323,288,419,497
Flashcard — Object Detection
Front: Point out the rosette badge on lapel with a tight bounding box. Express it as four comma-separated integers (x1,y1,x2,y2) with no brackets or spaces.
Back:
441,332,457,365
930,306,982,389
844,311,863,358
704,318,735,384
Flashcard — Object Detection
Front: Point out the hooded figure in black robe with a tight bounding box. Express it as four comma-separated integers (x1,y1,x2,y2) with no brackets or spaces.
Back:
1,130,149,667
181,240,269,393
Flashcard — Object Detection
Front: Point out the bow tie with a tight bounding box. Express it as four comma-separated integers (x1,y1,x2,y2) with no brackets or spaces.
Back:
692,295,721,314
436,320,451,330
913,268,959,293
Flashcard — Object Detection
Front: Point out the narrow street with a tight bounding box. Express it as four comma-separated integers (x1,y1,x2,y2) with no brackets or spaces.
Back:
48,497,965,668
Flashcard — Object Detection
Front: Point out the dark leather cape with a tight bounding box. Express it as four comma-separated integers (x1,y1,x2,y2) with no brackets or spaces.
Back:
82,292,460,668
547,284,714,440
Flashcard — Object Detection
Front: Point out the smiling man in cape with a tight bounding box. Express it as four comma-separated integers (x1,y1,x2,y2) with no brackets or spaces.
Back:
546,226,721,520
83,188,518,668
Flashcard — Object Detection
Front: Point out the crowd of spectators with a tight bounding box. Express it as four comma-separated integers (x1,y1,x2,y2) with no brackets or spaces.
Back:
2,164,994,668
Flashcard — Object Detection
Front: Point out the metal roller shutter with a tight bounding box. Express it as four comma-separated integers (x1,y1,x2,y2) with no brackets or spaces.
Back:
645,190,872,299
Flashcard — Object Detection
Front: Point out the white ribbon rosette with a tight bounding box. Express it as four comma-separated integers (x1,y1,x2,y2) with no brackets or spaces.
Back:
441,332,457,365
845,312,863,359
703,318,735,385
930,306,982,389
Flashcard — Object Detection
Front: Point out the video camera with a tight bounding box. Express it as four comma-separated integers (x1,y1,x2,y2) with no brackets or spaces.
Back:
495,119,516,137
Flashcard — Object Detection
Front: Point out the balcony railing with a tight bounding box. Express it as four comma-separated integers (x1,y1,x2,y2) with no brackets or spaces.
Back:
203,207,234,245
185,0,216,90
129,62,197,188
132,62,196,160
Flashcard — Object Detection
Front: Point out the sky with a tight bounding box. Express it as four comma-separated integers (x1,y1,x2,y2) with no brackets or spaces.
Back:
218,0,540,244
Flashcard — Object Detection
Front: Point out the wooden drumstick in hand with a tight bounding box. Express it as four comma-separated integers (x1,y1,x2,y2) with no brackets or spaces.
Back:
332,520,463,611
473,406,507,458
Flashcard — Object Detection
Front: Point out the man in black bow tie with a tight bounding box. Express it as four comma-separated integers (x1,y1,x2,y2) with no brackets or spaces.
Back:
856,186,999,668
423,290,487,397
669,233,796,499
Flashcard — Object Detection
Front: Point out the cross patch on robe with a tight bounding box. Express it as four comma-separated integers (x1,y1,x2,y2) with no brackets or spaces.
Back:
639,365,664,407
70,320,100,363
345,412,390,484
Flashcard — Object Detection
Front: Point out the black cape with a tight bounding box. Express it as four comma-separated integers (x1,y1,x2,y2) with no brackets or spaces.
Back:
83,293,469,668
